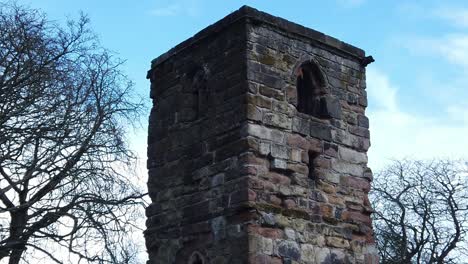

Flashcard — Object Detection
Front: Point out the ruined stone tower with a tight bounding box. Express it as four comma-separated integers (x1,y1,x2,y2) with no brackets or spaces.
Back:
146,6,378,264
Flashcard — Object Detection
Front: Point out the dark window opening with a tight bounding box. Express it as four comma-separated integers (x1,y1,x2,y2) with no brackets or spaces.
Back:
192,69,209,117
296,62,326,117
308,151,320,184
189,252,204,264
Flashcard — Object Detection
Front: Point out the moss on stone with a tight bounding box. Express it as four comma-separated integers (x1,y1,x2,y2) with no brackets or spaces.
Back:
258,54,276,66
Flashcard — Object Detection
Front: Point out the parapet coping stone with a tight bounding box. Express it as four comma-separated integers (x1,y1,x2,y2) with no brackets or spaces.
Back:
149,5,366,70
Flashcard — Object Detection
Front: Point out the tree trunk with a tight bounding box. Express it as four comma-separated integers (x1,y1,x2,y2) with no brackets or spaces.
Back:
8,249,24,264
7,209,27,264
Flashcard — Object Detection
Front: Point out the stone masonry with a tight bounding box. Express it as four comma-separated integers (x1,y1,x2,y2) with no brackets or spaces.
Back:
146,6,378,264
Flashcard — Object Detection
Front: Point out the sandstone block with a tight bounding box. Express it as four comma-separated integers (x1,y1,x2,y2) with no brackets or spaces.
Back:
277,240,301,261
338,146,368,164
271,158,287,170
326,236,350,249
292,117,310,136
310,122,332,141
357,114,369,128
271,144,289,159
331,159,365,177
300,244,316,263
246,123,284,143
264,112,292,129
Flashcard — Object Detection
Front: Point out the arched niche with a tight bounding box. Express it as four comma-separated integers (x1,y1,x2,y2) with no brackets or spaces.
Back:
179,65,209,122
295,59,341,119
188,251,205,264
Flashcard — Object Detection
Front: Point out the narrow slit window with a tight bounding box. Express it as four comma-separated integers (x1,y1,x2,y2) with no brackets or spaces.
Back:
308,151,320,184
181,67,207,122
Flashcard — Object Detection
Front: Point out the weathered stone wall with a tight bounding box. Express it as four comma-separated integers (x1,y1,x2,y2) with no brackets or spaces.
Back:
146,6,378,264
146,14,252,263
242,15,378,264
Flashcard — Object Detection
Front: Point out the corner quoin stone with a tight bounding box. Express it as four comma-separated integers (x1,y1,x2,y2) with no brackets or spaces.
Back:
146,5,378,264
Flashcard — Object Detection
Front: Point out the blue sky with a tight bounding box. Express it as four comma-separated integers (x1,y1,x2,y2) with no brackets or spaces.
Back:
22,0,468,170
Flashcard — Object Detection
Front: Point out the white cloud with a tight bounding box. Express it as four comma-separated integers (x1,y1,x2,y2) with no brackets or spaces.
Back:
366,67,468,170
398,5,468,69
447,104,468,123
439,34,468,69
435,7,468,28
397,4,468,28
366,67,398,112
403,34,468,70
397,31,468,110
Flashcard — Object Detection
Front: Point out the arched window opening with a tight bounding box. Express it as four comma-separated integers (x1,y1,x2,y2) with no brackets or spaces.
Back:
188,251,205,264
296,61,327,118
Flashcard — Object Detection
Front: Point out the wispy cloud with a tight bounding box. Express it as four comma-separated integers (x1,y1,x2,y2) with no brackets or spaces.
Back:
447,104,468,123
435,7,468,28
366,67,468,170
438,34,468,69
397,4,468,29
402,34,468,70
366,67,398,112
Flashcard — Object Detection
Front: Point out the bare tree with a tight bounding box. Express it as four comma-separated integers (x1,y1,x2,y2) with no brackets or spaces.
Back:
371,159,468,264
0,3,145,263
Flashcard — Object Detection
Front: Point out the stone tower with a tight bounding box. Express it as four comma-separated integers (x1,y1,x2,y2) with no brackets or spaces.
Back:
145,6,378,264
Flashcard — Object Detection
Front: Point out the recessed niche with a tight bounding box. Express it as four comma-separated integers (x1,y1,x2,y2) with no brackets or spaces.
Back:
308,151,320,184
296,61,341,119
296,61,325,117
188,251,205,264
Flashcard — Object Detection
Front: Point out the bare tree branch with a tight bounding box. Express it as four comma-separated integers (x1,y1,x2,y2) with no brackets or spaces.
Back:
0,2,146,263
371,159,468,264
